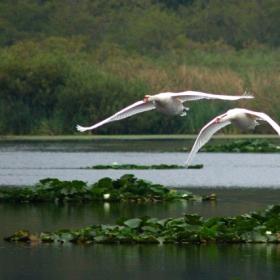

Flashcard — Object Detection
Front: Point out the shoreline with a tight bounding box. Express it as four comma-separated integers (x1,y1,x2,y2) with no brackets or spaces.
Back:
0,134,279,141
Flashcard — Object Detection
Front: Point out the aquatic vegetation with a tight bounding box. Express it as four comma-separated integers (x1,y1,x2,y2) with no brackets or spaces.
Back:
202,139,280,153
176,139,280,153
85,164,203,169
0,174,211,203
4,205,280,244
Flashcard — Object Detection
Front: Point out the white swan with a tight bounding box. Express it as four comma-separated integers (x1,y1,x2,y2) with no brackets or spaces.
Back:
76,91,253,132
185,108,280,167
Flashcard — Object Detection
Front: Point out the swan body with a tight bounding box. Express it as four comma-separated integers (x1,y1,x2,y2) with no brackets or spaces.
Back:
185,108,280,167
143,92,189,116
76,91,253,132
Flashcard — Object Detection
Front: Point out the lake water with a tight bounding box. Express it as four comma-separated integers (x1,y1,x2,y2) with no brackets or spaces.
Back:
1,137,280,279
1,138,280,188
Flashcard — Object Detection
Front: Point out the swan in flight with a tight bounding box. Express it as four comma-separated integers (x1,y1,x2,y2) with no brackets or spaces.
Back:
185,108,280,167
76,91,253,132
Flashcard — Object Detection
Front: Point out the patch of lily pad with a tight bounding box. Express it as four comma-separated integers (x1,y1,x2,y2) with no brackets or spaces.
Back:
0,174,213,203
201,139,280,153
176,139,280,153
4,205,280,244
84,164,203,169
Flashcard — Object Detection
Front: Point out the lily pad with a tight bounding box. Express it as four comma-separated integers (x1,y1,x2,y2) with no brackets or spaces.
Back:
124,218,142,229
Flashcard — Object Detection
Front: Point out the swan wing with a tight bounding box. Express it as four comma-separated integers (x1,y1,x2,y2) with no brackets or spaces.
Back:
169,91,253,103
241,109,280,136
77,100,155,132
185,114,230,167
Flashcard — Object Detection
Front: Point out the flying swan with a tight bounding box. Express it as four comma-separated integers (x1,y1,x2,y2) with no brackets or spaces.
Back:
185,108,280,167
76,91,253,132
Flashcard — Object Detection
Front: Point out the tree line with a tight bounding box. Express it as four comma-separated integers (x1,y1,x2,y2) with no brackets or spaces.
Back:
1,0,280,50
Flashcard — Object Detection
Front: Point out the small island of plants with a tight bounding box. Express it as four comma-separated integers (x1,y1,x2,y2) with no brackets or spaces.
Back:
176,139,280,153
201,139,280,153
4,205,280,245
0,174,212,203
84,164,203,170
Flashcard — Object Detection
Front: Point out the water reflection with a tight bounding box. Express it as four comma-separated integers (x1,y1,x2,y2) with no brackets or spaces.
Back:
1,242,280,280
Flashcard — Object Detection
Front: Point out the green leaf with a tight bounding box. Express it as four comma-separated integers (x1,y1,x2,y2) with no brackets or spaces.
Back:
97,178,113,189
184,214,203,225
124,218,142,229
141,226,159,233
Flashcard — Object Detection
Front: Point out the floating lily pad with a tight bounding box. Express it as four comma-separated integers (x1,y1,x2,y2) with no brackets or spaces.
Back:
5,205,280,244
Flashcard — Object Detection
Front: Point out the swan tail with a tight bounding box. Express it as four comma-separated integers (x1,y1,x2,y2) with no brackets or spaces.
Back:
76,125,90,132
243,91,252,97
180,107,189,116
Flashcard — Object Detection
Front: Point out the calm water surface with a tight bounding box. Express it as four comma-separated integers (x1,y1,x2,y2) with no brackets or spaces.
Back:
1,138,280,279
1,138,280,188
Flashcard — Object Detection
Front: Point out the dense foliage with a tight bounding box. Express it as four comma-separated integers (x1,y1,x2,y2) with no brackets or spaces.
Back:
0,0,280,135
1,0,279,49
5,205,280,244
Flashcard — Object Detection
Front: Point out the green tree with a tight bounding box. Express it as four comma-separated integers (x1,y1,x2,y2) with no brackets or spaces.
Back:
124,5,184,54
0,0,52,46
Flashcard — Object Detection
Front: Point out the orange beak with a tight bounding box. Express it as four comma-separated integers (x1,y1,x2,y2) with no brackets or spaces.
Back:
215,118,220,124
143,97,149,102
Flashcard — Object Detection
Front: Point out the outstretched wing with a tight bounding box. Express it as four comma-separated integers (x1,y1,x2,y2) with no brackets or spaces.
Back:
185,113,230,167
169,91,253,103
241,109,280,136
77,100,155,132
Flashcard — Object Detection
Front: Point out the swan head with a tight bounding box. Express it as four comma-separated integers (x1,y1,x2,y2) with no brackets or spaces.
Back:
215,117,221,124
215,112,229,124
215,116,228,123
143,95,150,102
